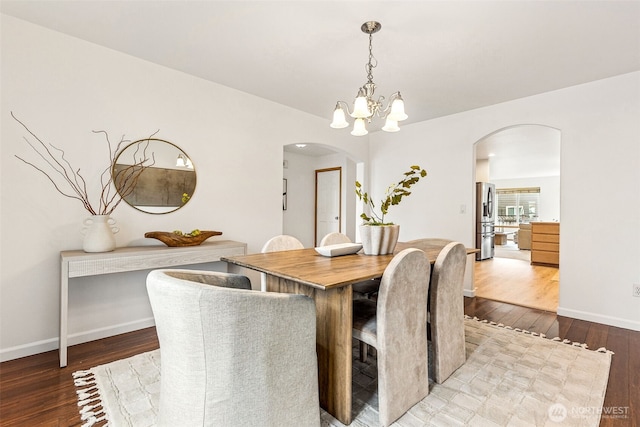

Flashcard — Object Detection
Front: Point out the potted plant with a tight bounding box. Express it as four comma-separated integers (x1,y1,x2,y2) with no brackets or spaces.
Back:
355,165,427,255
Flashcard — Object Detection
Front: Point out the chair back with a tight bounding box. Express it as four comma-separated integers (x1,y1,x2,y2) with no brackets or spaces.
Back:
261,234,304,252
376,248,431,426
319,232,351,246
147,269,320,427
430,241,467,383
261,235,304,291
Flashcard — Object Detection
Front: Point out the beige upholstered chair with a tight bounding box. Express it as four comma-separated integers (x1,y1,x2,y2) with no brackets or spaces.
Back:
319,231,350,246
260,234,304,291
147,269,320,427
404,239,467,383
352,248,430,427
429,241,467,383
319,232,380,299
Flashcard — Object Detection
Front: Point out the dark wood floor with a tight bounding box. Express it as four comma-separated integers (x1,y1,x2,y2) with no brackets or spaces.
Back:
0,298,637,426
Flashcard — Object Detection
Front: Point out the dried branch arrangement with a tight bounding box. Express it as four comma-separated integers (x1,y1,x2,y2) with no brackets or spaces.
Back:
12,112,156,215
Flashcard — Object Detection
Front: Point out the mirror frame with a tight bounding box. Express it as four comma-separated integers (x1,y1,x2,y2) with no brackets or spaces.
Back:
112,138,196,214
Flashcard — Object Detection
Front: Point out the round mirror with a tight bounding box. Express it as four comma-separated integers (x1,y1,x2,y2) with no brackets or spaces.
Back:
112,138,196,214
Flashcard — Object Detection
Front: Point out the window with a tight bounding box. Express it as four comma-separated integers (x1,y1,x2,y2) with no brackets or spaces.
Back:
496,187,540,224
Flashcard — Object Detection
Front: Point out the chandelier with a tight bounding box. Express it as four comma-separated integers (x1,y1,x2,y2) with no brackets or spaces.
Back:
330,21,407,136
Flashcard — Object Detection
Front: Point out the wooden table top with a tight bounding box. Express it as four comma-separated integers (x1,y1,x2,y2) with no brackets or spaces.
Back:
222,242,478,291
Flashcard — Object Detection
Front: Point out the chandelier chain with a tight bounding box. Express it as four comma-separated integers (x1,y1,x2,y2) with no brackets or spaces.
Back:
366,32,377,84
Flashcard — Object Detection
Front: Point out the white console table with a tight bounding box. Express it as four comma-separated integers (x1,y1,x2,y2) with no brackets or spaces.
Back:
59,240,246,367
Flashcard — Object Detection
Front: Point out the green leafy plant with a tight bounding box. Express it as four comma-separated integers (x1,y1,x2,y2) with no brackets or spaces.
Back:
355,165,427,225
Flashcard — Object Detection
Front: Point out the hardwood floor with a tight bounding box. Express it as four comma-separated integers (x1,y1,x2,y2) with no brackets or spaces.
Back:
474,255,559,312
1,302,637,426
0,328,159,426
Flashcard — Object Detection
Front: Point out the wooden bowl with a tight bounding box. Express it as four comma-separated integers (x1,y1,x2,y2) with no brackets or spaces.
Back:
144,230,222,247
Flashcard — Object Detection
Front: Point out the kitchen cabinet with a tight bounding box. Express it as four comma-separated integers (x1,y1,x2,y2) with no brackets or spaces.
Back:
531,222,559,266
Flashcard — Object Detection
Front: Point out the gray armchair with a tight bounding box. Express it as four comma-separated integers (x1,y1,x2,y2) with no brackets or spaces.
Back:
352,248,430,427
146,269,320,427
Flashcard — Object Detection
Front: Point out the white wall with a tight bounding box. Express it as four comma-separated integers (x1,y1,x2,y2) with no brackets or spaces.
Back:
282,151,316,246
0,16,367,361
370,71,640,331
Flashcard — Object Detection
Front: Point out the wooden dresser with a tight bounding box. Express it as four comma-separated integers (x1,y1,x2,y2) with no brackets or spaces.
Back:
531,222,559,266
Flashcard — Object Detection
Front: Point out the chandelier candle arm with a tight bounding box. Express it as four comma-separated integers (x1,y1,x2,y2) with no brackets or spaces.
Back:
330,21,408,136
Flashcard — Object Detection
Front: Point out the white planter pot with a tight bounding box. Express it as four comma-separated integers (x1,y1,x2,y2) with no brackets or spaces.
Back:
360,224,400,255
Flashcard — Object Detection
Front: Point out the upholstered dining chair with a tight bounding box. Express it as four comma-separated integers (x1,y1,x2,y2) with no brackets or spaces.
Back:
319,231,351,246
429,242,467,384
420,240,467,384
319,232,381,299
260,234,304,291
352,248,431,427
146,269,320,427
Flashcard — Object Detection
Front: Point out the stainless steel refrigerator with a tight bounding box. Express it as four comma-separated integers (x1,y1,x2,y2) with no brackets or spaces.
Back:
476,182,495,261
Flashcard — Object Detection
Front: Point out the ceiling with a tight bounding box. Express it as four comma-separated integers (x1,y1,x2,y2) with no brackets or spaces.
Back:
2,1,639,173
2,1,639,125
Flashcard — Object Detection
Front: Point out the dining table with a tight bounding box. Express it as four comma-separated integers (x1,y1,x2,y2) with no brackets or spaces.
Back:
221,241,477,425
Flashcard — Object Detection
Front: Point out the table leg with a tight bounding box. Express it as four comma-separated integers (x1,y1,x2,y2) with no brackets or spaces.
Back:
267,276,353,425
59,261,68,368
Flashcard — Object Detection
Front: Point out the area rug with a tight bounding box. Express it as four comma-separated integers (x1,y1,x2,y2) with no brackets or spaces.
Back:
494,242,531,262
74,317,612,427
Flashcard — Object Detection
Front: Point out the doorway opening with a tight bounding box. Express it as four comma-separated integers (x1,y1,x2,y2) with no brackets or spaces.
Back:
473,124,561,312
282,143,362,248
315,167,342,246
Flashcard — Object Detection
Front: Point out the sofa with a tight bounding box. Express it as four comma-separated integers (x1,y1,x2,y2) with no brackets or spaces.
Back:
518,223,531,250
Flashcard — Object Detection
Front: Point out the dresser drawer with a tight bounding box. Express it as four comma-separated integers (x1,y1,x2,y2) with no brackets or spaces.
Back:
532,223,559,234
532,241,559,252
532,234,559,243
531,251,559,266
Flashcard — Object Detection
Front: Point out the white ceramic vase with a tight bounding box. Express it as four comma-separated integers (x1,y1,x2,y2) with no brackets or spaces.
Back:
82,215,119,252
360,224,400,255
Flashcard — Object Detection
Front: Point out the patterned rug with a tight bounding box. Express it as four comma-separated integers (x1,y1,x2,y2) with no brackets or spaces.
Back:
74,317,612,427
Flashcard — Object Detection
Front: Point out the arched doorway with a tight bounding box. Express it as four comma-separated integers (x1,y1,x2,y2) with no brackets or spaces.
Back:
473,125,561,311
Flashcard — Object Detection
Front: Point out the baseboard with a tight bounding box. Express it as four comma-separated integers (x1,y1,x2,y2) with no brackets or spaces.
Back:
557,306,640,332
464,288,477,298
0,317,156,363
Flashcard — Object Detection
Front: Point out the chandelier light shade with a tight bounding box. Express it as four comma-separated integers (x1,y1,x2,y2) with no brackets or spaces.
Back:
330,21,408,136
